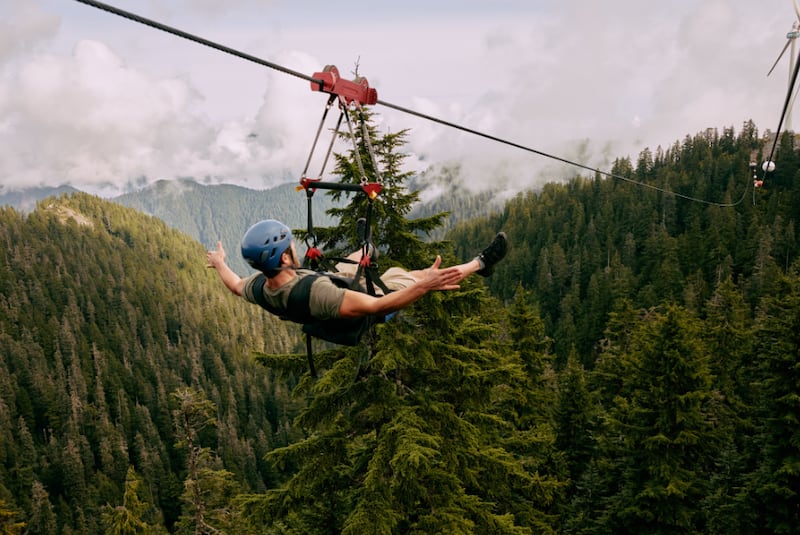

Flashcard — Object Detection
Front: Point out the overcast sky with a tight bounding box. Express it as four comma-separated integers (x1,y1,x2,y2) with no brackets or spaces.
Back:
0,0,794,196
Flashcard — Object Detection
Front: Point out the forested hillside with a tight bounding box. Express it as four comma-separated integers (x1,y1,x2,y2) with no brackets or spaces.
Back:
0,195,304,533
113,179,343,276
452,122,798,361
0,118,798,533
446,121,800,533
0,186,79,214
113,172,502,274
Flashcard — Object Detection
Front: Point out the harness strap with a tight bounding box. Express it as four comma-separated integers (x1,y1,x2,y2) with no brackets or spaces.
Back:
251,272,387,378
251,274,282,317
250,273,318,324
286,275,317,324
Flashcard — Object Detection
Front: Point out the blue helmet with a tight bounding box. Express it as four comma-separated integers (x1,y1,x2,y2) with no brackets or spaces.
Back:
241,219,293,273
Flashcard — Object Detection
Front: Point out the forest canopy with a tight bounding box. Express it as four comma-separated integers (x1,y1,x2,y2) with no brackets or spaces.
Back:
0,120,798,533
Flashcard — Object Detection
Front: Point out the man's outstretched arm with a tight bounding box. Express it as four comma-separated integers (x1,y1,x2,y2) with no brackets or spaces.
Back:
338,255,462,318
206,241,244,296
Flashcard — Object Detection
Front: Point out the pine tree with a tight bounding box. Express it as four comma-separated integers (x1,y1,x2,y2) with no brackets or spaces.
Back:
508,285,552,379
100,466,162,534
573,305,721,533
0,500,24,535
739,265,800,534
555,353,596,486
25,481,56,535
311,107,446,268
242,111,560,533
699,277,754,534
171,388,240,535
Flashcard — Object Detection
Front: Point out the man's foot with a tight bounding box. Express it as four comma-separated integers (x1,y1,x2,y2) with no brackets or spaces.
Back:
476,232,508,277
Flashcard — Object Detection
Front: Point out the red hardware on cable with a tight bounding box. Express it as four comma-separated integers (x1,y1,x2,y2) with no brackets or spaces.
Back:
310,65,378,106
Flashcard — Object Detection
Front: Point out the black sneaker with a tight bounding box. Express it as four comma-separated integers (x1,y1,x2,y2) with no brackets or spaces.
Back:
476,232,508,277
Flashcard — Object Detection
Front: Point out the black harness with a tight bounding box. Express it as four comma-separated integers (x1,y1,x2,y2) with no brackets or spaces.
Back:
250,272,385,376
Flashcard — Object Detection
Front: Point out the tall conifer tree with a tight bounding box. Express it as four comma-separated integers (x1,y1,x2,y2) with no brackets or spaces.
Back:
740,266,800,534
243,111,561,533
574,305,721,533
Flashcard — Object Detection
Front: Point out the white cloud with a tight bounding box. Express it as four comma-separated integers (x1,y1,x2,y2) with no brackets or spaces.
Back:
0,0,60,63
1,39,214,190
0,0,793,196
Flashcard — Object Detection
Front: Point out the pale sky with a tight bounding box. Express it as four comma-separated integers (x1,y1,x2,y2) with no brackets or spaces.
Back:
0,0,794,196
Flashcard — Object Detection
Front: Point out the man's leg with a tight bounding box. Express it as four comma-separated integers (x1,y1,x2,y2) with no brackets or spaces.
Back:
385,232,508,290
334,250,366,277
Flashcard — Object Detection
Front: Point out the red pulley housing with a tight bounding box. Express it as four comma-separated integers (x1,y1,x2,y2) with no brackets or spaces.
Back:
310,65,377,106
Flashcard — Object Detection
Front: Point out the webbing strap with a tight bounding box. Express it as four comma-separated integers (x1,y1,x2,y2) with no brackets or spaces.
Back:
305,334,317,378
251,275,282,317
250,273,316,324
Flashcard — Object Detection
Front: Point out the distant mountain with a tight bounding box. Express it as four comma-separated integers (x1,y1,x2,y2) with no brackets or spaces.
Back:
112,175,503,273
0,185,79,213
0,174,501,272
113,179,345,275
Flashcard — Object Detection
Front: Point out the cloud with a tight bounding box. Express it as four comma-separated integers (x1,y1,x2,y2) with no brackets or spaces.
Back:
388,0,787,192
0,0,791,196
0,0,59,63
0,37,305,193
1,39,212,191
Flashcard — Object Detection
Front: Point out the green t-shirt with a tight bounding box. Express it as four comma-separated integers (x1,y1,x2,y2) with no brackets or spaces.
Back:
242,269,346,320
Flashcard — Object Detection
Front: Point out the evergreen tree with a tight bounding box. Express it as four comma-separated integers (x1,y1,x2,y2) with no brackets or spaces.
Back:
25,481,56,535
739,265,800,534
0,500,24,535
508,284,552,379
555,353,596,487
172,388,240,535
699,277,754,534
572,305,721,533
100,466,162,535
313,107,446,267
242,111,560,533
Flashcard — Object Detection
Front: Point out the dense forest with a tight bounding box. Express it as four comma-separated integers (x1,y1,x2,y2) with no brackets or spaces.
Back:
0,118,798,533
0,196,305,533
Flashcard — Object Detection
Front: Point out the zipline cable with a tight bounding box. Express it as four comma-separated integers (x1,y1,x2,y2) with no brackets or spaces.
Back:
761,46,800,183
73,0,748,208
73,0,325,89
379,100,748,207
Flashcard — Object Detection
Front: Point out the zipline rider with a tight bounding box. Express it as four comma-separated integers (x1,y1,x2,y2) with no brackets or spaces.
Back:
206,219,507,326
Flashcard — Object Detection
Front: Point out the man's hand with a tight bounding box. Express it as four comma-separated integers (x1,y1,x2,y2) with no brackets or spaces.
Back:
206,241,226,270
206,241,244,296
418,255,463,291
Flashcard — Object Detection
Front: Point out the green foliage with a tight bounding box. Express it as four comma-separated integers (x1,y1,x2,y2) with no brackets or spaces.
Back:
0,500,25,534
304,108,447,268
3,120,800,533
450,121,800,532
572,305,721,533
449,123,800,361
100,467,159,535
172,387,243,535
237,111,562,533
0,195,297,533
739,264,800,534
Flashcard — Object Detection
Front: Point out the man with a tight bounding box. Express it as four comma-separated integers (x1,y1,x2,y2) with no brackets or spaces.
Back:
206,219,507,322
